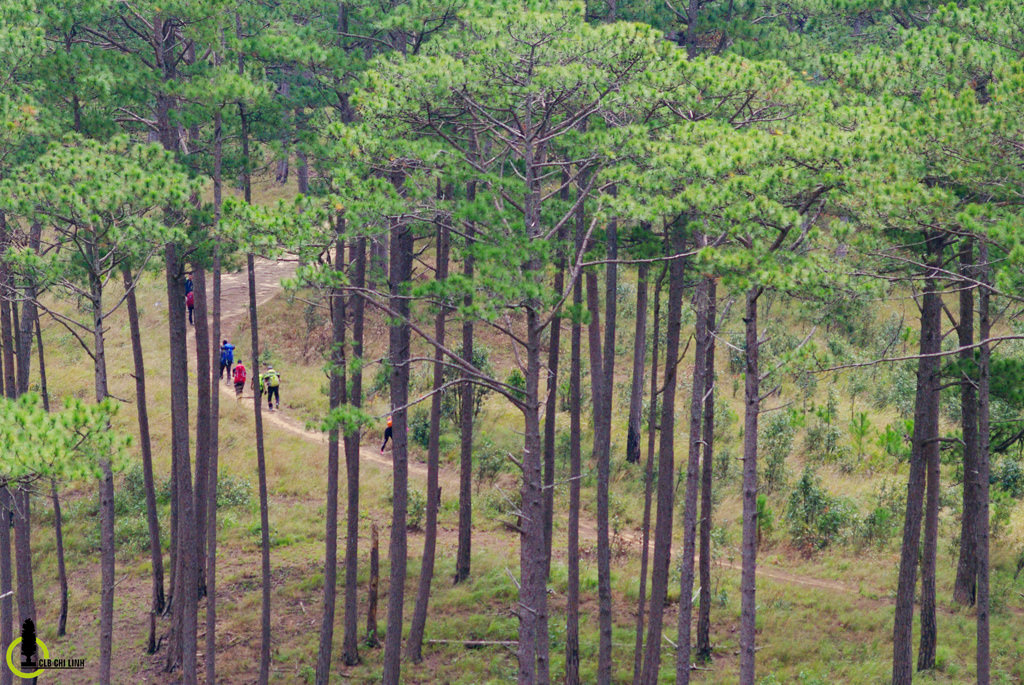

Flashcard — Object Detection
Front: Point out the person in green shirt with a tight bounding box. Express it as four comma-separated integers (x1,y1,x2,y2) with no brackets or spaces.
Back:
260,366,281,411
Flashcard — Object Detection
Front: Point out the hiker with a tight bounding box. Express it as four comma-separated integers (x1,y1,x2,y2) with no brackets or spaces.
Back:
184,275,193,295
220,339,235,381
261,366,281,411
233,361,247,398
380,416,393,453
185,290,195,325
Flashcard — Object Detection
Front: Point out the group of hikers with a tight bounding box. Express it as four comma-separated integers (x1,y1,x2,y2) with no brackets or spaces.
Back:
219,339,281,411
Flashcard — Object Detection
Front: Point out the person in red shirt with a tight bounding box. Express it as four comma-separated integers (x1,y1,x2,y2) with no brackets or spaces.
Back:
185,290,195,325
233,362,247,399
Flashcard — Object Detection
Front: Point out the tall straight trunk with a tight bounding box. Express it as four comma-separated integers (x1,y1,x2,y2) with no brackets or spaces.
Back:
315,236,346,685
541,250,564,579
738,285,763,685
633,266,663,683
892,236,942,685
0,246,15,399
954,238,979,606
696,278,717,661
88,263,117,685
517,130,550,685
50,480,68,637
626,260,650,464
640,230,686,685
0,487,11,685
164,244,197,685
34,315,47,411
342,236,366,665
192,266,211,598
13,487,36,626
408,210,450,663
205,102,224,685
123,267,165,616
366,523,380,647
677,276,711,683
975,242,991,685
15,222,41,395
382,218,413,685
564,200,585,685
247,250,272,685
585,216,617,684
455,180,476,586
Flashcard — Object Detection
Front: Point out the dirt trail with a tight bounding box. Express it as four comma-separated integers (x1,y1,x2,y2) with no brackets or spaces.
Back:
191,260,1018,613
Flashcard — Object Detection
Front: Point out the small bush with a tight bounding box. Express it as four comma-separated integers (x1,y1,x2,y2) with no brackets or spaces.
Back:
785,468,857,551
993,457,1024,498
410,407,431,450
756,493,774,547
407,489,426,531
760,413,795,494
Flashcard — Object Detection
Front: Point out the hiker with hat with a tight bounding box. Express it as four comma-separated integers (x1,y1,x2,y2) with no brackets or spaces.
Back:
381,416,393,453
260,366,281,411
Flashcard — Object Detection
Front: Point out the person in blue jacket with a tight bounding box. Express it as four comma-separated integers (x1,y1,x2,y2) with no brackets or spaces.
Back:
219,339,235,381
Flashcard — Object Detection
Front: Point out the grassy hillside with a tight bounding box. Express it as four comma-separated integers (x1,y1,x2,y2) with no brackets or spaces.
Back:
16,173,1024,684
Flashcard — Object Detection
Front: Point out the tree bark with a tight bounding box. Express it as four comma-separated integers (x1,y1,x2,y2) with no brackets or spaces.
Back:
739,285,763,685
892,235,942,685
342,236,366,665
585,216,617,684
205,102,224,685
123,267,165,617
382,216,413,685
640,229,685,685
564,197,585,685
315,235,346,685
408,207,450,663
975,242,991,685
12,487,36,629
632,265,663,683
677,275,710,683
192,266,211,599
953,238,979,606
626,259,649,464
366,522,380,647
50,480,67,637
541,233,564,580
164,243,197,685
696,278,717,661
15,222,41,396
0,487,11,685
454,178,476,586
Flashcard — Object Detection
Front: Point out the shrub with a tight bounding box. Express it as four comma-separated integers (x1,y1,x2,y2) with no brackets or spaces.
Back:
410,407,431,449
760,413,795,494
993,457,1024,498
785,468,857,551
756,493,774,547
407,489,426,531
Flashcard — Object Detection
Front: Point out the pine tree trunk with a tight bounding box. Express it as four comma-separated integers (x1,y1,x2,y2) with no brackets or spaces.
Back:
34,315,48,411
164,243,197,685
892,236,942,685
975,242,991,685
13,487,36,627
50,480,68,637
632,265,662,683
15,222,41,395
696,278,717,661
316,236,346,685
408,209,450,663
953,238,979,607
677,275,710,683
367,523,380,647
564,200,584,685
0,487,11,685
382,216,413,685
342,237,366,665
626,259,649,464
89,262,117,685
192,266,211,599
541,234,565,580
639,229,685,685
455,181,476,586
123,267,165,617
205,103,224,685
585,217,617,684
739,285,763,685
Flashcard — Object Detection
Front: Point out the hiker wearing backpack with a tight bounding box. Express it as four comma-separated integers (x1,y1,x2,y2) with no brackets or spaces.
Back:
233,361,247,399
185,289,195,325
220,340,235,381
261,366,281,411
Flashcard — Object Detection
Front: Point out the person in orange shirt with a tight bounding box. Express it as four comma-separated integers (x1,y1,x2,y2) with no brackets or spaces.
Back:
381,416,393,453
